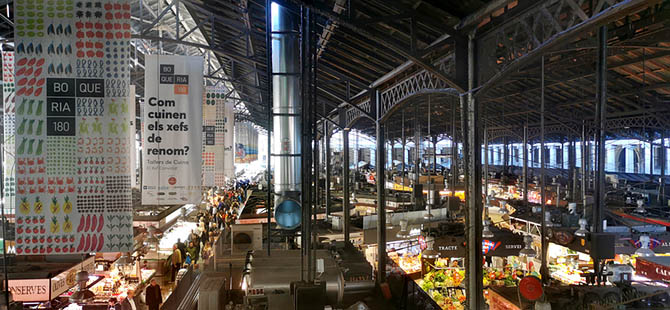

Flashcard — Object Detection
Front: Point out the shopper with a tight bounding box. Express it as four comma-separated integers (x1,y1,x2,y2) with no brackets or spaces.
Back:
186,241,198,263
120,290,138,310
176,238,187,261
145,279,163,310
107,298,118,310
171,245,182,282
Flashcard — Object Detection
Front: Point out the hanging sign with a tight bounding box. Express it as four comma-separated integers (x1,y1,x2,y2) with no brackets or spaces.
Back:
8,279,50,302
50,256,96,298
3,52,16,216
14,0,134,255
202,86,233,187
142,55,203,205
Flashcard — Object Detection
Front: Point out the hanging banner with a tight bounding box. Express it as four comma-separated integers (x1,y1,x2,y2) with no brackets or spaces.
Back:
14,0,134,255
3,52,16,216
202,86,232,187
142,55,203,205
223,100,235,180
235,121,258,163
128,85,137,188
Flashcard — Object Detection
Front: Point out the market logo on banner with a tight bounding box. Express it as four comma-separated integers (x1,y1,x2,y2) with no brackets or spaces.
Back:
159,64,189,95
482,239,501,254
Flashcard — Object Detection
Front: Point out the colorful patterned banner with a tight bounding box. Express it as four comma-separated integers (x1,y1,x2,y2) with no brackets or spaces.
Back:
202,86,234,187
14,0,133,254
142,55,203,205
3,52,16,217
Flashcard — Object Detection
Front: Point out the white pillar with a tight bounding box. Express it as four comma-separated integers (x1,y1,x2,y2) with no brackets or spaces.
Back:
645,143,651,174
626,146,635,173
606,145,615,172
549,146,557,168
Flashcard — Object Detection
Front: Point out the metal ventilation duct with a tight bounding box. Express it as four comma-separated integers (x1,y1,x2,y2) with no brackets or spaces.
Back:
271,2,302,229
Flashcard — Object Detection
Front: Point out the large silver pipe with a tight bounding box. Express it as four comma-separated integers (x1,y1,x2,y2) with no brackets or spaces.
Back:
271,3,302,229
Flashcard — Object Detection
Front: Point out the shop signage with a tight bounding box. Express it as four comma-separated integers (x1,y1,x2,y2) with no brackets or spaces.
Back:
142,55,203,205
8,279,50,302
14,1,134,255
50,256,96,298
434,231,525,257
636,257,670,282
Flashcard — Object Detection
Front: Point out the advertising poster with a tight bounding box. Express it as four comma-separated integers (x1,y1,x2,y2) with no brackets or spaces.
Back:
234,121,258,163
142,55,203,205
14,0,134,254
3,52,16,216
202,86,234,187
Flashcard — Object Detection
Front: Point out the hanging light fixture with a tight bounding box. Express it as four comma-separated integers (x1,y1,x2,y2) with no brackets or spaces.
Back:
396,219,411,239
498,200,509,215
634,199,646,214
69,271,95,304
421,235,440,259
482,218,495,239
574,218,589,237
144,226,159,251
519,235,537,258
634,235,655,257
386,213,394,230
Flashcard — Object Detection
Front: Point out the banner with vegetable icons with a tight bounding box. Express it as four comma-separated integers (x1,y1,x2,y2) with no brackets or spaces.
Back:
14,0,133,255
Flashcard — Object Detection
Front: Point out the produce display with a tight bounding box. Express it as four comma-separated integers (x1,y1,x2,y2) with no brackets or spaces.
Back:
389,252,421,274
483,267,525,287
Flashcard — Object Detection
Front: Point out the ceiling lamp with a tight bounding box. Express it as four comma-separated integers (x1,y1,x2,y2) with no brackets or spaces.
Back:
634,199,646,214
396,219,411,239
634,235,656,257
421,236,440,259
69,271,95,304
385,213,394,230
115,252,133,267
499,201,509,215
482,218,495,239
574,218,589,237
519,235,537,258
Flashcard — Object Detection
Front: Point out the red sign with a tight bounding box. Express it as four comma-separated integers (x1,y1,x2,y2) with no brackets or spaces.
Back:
168,177,177,185
636,257,670,282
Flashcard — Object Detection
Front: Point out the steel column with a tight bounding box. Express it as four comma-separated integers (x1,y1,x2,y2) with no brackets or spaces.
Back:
594,26,608,284
414,104,421,209
343,128,350,245
451,100,457,196
465,33,484,310
325,123,331,216
581,122,587,209
523,124,528,207
661,131,666,205
374,89,386,283
539,56,549,283
264,0,273,257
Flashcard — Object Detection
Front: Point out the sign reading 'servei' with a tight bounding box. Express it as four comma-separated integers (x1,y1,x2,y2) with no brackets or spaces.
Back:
142,55,203,205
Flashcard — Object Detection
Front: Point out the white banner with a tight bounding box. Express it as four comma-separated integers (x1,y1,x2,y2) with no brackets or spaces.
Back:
14,0,134,255
129,85,137,188
2,52,16,216
223,100,234,180
142,55,203,205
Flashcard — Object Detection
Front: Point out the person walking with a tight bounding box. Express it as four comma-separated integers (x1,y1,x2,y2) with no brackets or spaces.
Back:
119,290,138,310
176,238,187,261
186,241,198,264
145,279,163,310
171,245,182,282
